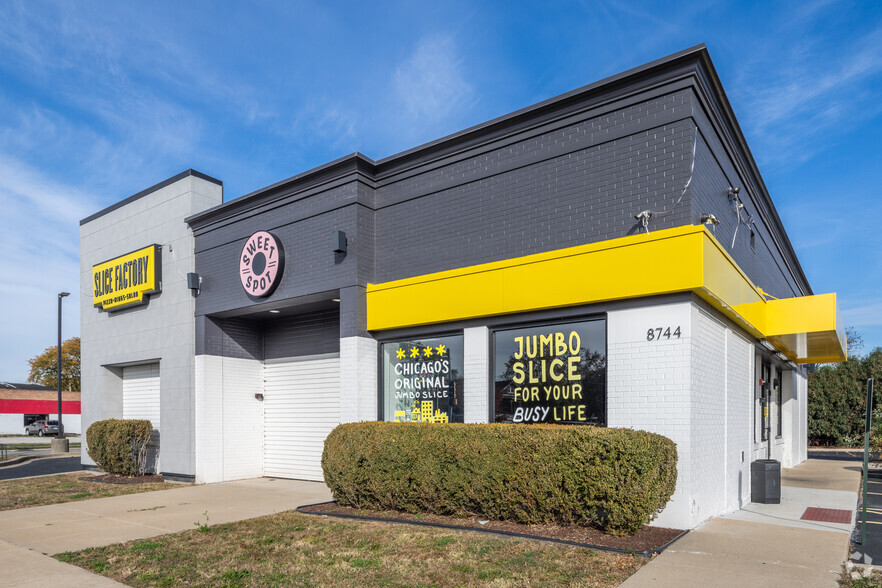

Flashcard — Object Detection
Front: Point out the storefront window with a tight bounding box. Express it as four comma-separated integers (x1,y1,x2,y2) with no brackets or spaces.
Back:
381,334,464,423
493,319,606,425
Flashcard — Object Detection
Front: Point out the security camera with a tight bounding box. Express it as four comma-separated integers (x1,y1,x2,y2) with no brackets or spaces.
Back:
700,213,720,225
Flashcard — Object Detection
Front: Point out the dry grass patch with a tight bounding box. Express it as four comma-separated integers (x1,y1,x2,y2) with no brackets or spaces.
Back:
0,472,175,511
56,510,646,587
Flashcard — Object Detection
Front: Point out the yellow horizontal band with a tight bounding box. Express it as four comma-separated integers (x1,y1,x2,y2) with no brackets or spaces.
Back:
366,225,845,363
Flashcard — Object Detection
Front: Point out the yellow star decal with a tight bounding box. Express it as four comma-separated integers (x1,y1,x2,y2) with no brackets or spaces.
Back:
424,346,433,358
409,347,420,358
435,344,446,356
396,348,406,360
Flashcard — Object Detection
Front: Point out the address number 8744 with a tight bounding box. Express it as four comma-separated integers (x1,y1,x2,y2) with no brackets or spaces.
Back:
647,326,681,341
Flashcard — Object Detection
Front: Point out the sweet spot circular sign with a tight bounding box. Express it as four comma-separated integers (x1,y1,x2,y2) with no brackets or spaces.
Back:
239,231,284,297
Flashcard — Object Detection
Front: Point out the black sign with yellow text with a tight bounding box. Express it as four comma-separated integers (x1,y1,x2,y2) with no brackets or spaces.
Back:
493,319,606,425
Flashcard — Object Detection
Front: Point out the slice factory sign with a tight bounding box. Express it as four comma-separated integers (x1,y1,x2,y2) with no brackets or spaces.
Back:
239,231,284,297
92,244,162,311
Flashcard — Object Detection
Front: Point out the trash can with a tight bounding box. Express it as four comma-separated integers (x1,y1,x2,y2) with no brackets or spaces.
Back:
751,459,781,504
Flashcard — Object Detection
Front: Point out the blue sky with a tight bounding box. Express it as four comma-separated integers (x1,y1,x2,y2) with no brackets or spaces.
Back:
0,0,880,380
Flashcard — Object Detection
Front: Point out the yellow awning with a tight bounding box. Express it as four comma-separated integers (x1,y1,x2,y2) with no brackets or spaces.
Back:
366,225,846,364
733,294,846,364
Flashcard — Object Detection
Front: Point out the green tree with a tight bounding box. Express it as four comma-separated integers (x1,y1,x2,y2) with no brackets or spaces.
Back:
845,326,864,358
808,331,881,446
27,336,80,391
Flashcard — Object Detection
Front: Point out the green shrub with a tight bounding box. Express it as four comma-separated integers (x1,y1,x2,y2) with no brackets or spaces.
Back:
322,422,677,536
86,419,153,476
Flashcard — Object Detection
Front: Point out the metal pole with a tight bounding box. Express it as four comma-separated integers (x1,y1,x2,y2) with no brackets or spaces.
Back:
863,378,874,546
56,292,69,439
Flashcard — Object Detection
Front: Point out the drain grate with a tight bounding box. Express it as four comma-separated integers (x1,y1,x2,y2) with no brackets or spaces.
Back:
800,507,851,524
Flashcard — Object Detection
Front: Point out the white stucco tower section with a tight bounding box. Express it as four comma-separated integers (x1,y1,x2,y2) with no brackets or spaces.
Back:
340,336,378,422
607,300,693,529
80,173,222,477
464,327,490,423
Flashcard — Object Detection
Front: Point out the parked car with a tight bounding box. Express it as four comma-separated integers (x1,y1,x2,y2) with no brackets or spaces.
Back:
25,420,60,436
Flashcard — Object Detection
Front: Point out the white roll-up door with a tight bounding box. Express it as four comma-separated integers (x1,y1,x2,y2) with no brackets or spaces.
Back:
263,355,340,481
122,363,160,430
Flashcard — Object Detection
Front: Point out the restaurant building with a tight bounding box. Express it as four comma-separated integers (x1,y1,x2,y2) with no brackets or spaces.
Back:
79,45,845,529
0,381,81,435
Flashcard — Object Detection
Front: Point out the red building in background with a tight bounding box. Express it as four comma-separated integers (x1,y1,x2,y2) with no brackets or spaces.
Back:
0,382,81,435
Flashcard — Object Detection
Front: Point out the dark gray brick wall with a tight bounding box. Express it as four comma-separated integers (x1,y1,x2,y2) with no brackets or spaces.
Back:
374,113,695,282
375,90,692,209
195,204,358,316
264,310,340,360
689,118,805,299
197,311,338,359
190,61,808,346
198,316,263,361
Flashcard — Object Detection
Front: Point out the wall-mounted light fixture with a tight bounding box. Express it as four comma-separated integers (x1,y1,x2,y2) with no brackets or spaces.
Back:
269,309,280,314
775,351,789,362
759,339,776,351
332,230,347,253
187,272,201,291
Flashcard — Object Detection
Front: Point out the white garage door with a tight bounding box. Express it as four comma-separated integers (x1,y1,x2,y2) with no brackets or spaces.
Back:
122,363,160,430
263,355,340,481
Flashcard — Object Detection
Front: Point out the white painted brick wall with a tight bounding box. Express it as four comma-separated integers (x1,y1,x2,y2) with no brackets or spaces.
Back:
690,308,727,525
609,300,774,529
608,301,693,529
725,330,752,510
340,336,378,423
222,357,263,481
0,414,25,434
195,355,223,483
464,327,490,423
797,373,808,463
194,355,263,483
781,370,795,468
752,354,766,463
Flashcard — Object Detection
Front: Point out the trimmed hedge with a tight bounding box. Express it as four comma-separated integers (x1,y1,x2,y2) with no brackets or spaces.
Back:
322,422,677,535
86,419,153,476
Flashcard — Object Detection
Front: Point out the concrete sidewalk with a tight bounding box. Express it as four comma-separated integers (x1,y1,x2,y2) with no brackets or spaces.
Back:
0,460,859,586
0,477,332,586
622,457,860,587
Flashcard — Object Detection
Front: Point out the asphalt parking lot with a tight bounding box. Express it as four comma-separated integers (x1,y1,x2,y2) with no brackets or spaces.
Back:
852,467,882,565
0,455,82,480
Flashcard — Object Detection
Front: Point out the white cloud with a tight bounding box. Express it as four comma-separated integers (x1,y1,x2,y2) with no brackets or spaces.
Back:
842,301,882,328
393,33,475,126
734,25,882,167
286,99,359,152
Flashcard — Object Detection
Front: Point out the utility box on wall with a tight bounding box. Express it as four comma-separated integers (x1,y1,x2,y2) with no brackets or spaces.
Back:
751,459,781,504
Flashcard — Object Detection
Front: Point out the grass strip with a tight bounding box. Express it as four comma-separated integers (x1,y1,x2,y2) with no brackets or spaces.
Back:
0,472,176,511
56,510,645,587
